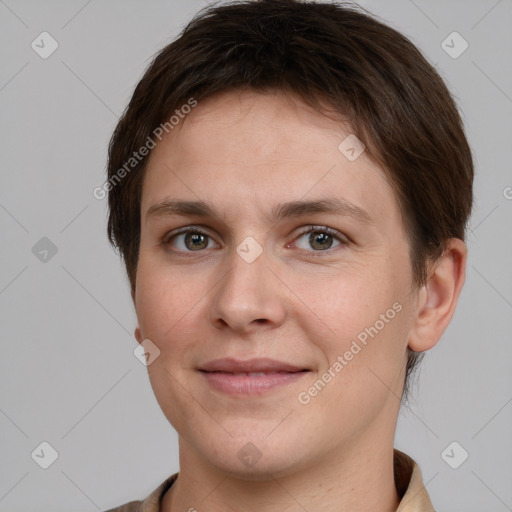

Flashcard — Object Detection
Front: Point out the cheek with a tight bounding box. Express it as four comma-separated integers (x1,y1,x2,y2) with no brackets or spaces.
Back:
291,259,411,407
135,258,202,340
289,261,403,347
134,262,206,430
295,294,409,444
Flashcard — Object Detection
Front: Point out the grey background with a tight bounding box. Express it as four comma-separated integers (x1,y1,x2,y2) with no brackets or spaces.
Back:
0,0,511,510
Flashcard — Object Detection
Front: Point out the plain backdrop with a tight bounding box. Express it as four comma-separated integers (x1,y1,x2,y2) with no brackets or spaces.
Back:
1,0,511,510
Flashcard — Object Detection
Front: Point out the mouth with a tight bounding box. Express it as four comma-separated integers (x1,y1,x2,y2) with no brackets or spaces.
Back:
198,358,310,395
199,357,309,373
201,370,308,376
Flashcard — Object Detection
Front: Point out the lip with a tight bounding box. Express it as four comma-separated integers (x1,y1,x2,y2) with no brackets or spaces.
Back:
199,358,310,395
199,357,307,373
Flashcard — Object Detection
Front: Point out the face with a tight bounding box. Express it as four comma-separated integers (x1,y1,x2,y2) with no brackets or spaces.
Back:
133,90,418,478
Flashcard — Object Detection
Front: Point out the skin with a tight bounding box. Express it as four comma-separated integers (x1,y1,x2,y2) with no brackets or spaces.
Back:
131,89,467,511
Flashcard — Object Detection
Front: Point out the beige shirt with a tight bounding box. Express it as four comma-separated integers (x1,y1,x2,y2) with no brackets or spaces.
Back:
104,450,435,512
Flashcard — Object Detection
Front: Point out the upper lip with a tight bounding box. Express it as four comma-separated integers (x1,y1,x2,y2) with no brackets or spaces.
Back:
199,358,308,373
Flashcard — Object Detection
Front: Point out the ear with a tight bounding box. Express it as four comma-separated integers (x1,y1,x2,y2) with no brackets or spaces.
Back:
408,238,467,352
131,287,143,344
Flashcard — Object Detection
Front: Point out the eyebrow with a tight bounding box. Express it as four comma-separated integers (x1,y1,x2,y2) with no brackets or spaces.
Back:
146,197,373,225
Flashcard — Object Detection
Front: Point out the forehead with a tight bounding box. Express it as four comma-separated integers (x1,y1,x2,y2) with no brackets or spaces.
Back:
141,90,399,227
154,89,355,165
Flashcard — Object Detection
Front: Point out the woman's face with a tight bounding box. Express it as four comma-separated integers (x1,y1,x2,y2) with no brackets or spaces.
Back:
133,90,418,477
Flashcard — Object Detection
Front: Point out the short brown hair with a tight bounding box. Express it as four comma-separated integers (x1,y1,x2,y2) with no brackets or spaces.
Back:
106,0,473,396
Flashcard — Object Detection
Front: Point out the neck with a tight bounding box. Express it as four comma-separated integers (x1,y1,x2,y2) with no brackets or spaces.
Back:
161,438,400,512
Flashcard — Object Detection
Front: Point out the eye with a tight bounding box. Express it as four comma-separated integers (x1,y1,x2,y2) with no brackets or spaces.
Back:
291,226,347,252
164,227,219,252
163,225,347,255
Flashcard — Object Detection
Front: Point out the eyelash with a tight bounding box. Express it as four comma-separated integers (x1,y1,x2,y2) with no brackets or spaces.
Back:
162,225,348,256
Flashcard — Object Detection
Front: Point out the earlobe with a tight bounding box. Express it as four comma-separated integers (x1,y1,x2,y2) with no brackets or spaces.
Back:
408,238,467,352
131,287,142,344
134,325,142,344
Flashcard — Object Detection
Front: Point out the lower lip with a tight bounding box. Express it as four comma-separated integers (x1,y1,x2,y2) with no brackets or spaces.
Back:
200,371,309,395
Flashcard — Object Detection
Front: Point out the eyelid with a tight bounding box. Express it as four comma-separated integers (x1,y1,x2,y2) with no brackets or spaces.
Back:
163,225,221,253
163,224,216,243
163,224,348,255
293,225,348,242
289,225,349,252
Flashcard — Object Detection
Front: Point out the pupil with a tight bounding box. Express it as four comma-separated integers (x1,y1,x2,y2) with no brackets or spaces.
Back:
186,232,207,250
310,231,332,250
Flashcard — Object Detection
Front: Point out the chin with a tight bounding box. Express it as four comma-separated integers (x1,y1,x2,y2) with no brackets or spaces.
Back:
210,451,306,481
193,429,312,480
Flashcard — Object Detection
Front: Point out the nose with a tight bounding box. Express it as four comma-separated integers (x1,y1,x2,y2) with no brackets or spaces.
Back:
209,244,287,334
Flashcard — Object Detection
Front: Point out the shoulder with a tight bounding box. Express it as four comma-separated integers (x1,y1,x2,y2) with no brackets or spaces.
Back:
103,500,142,512
102,473,179,512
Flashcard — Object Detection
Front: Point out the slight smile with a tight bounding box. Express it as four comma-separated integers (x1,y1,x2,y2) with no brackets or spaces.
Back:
199,358,311,396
